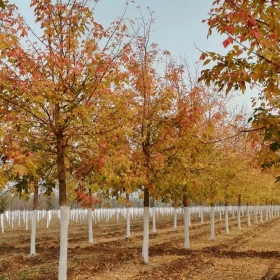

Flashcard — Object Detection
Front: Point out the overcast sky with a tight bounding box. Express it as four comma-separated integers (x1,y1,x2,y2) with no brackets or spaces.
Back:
11,0,256,110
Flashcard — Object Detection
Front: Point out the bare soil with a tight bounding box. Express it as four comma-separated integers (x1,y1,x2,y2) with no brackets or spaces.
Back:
1,211,280,280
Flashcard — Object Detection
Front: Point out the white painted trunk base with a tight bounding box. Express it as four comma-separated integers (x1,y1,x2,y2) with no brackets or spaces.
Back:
210,206,215,241
1,213,4,233
225,206,229,234
58,206,69,280
184,207,190,249
255,205,258,224
189,208,191,227
47,210,51,228
126,207,131,238
88,208,93,243
152,207,156,233
30,210,37,255
174,208,177,229
200,206,204,224
25,211,28,230
247,206,251,226
237,206,241,230
142,207,149,264
266,205,269,220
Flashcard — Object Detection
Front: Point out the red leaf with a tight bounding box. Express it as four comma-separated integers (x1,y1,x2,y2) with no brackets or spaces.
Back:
227,26,235,33
270,33,277,40
222,37,233,48
222,40,229,48
247,19,256,27
251,30,261,38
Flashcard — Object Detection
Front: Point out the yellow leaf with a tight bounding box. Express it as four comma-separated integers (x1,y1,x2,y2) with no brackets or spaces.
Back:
13,164,27,176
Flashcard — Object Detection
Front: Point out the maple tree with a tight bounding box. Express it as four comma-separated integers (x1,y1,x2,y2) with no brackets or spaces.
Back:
1,146,57,255
198,0,280,174
199,0,280,96
0,0,279,274
121,10,191,262
172,87,237,203
0,1,133,278
99,129,142,236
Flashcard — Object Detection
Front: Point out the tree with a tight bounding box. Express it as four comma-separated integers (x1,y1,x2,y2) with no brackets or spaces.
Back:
198,0,280,172
123,11,187,262
0,1,132,279
75,184,99,243
11,153,56,255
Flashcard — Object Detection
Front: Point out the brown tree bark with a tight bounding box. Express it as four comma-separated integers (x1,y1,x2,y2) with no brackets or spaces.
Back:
33,184,39,211
238,194,241,207
144,188,149,207
183,194,189,207
57,131,67,206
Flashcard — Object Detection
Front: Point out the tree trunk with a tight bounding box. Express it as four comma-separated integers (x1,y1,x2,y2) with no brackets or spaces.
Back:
183,195,190,249
88,208,93,243
126,193,131,238
57,131,69,280
88,189,93,243
269,202,272,219
225,201,229,234
255,205,258,224
265,198,268,220
173,196,178,229
30,183,38,255
142,188,149,263
173,208,178,229
1,213,4,233
200,203,204,224
151,199,156,233
210,202,215,241
126,207,131,238
237,194,241,230
247,204,251,226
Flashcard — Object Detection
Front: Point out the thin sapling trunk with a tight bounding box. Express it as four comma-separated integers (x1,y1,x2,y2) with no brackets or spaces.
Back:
183,195,190,249
30,183,38,255
142,188,149,263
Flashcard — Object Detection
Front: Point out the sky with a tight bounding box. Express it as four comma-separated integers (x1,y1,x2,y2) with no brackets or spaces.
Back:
11,0,257,111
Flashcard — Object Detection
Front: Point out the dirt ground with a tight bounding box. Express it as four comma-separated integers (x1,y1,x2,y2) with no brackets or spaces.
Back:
1,210,280,280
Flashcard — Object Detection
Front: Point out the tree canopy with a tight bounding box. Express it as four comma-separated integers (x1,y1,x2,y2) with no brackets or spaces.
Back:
198,0,280,174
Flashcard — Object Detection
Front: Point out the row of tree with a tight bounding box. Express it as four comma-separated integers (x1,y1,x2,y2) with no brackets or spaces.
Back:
0,0,279,279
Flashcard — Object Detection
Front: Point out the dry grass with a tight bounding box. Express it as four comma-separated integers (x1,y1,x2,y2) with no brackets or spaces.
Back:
1,211,280,279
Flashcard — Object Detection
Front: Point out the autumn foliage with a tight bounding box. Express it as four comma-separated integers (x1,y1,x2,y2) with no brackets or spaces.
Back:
199,0,280,176
75,185,100,209
0,0,279,278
